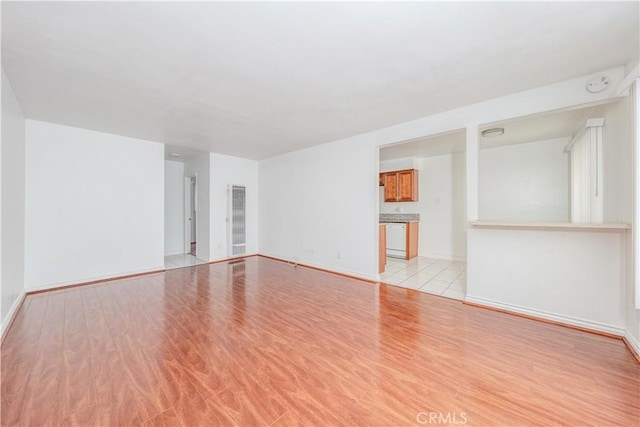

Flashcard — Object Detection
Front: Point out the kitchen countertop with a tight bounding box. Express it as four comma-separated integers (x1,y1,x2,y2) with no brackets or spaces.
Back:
379,213,420,222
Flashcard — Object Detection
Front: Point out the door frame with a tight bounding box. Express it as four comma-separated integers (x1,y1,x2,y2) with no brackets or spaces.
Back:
184,174,197,255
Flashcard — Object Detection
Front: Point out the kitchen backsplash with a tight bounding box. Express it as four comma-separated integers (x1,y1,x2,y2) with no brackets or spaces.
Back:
379,213,420,222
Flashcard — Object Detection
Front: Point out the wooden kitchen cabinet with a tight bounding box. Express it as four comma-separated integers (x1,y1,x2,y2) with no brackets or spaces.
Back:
380,169,418,202
382,173,398,201
406,221,419,260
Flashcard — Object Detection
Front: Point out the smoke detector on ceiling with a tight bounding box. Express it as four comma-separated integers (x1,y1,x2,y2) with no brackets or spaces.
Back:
586,76,609,93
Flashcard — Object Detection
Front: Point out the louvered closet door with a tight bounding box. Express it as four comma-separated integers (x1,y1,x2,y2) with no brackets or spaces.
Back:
230,185,246,256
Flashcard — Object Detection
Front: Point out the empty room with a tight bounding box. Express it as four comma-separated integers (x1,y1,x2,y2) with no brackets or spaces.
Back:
1,2,639,426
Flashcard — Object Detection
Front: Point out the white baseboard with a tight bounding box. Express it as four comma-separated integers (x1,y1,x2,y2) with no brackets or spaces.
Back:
420,252,466,262
465,295,625,337
624,331,640,357
307,263,379,282
25,265,166,293
209,253,259,263
1,291,26,341
259,253,379,283
301,262,379,282
164,251,185,257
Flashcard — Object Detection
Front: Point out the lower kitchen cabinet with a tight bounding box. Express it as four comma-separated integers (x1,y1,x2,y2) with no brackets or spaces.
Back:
406,221,419,260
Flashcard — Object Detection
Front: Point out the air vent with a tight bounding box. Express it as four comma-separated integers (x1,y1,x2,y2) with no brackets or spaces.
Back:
229,185,246,256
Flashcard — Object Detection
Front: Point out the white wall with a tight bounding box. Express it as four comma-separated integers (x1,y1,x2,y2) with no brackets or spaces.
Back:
379,157,418,173
379,153,466,260
258,67,625,282
420,154,467,260
258,67,633,341
164,160,184,256
25,120,165,290
625,230,639,353
209,153,259,260
464,78,636,340
184,153,210,262
467,227,626,335
603,97,633,223
3,63,630,348
624,81,640,354
1,69,26,331
260,137,379,280
1,76,3,329
479,138,570,222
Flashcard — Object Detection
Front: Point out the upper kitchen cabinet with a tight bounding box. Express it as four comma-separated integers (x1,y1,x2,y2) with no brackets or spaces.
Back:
381,169,419,202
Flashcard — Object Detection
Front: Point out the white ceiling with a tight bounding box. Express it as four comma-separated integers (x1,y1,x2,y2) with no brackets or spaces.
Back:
379,101,613,161
479,102,610,149
380,131,466,161
2,2,638,160
164,144,206,162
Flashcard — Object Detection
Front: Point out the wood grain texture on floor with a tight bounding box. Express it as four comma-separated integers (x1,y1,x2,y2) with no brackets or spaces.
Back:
1,257,638,426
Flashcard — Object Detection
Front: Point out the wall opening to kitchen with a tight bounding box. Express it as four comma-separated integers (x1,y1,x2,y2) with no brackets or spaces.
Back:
378,129,468,301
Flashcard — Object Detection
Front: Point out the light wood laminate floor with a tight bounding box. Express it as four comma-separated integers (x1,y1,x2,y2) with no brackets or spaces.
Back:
1,257,638,426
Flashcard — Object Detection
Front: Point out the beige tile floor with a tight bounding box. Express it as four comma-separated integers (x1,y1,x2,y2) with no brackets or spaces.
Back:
164,253,209,270
380,256,466,300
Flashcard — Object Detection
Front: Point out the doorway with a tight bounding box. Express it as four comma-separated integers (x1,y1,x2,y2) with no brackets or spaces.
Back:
377,129,468,301
185,175,197,256
163,148,210,270
165,173,207,270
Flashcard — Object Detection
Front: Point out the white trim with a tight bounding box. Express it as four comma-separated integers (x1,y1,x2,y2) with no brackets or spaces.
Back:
565,127,586,153
634,79,640,309
25,266,166,292
565,118,606,154
260,252,379,282
616,63,639,96
184,174,197,255
469,221,630,231
420,253,466,262
466,126,479,221
301,262,378,282
585,117,605,128
209,253,258,264
1,292,26,340
624,331,640,358
387,249,406,259
465,295,625,337
164,251,185,257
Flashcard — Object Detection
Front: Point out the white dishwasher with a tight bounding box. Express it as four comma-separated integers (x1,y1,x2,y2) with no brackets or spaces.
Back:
385,223,406,259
